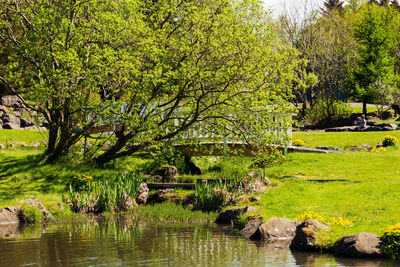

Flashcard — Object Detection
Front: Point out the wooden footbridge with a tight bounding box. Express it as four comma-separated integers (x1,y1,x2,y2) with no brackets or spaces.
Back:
86,119,335,157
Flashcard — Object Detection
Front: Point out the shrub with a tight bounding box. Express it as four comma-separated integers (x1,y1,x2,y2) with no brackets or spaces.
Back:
292,139,305,147
381,223,400,259
18,203,43,224
304,99,352,127
382,135,399,147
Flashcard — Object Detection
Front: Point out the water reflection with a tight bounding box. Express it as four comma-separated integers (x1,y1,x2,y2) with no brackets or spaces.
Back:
0,217,398,267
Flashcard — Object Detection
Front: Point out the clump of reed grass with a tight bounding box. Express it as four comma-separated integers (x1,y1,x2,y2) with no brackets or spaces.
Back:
193,174,259,212
65,172,143,213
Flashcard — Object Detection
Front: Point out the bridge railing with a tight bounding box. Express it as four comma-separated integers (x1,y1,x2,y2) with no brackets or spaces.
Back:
172,111,293,145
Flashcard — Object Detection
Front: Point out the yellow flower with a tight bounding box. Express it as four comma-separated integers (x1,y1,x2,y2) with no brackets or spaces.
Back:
292,139,305,147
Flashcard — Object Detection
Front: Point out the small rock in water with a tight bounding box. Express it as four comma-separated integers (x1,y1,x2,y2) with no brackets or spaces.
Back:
240,217,263,239
290,219,329,251
250,217,297,241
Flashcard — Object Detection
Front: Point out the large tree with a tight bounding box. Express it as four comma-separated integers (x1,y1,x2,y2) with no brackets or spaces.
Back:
0,0,300,164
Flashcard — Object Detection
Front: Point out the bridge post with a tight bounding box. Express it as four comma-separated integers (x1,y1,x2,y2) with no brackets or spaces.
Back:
223,136,227,155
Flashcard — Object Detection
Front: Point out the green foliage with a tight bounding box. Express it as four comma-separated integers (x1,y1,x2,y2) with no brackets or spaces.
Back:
304,100,352,126
18,203,43,224
381,223,400,259
2,0,298,163
44,202,65,217
145,143,187,174
66,172,143,213
350,4,398,106
382,135,399,147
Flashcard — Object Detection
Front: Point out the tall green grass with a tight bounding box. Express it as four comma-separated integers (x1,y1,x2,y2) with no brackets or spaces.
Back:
193,174,260,212
65,172,143,213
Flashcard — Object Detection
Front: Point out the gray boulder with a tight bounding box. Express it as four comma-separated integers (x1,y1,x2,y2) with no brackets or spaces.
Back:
215,206,256,225
155,165,178,183
240,217,263,239
334,232,382,258
2,122,20,129
0,105,8,114
325,126,357,132
349,144,372,151
243,171,270,192
250,217,297,241
2,113,20,125
121,192,138,211
147,189,175,204
136,183,149,204
0,206,20,224
290,219,329,251
20,118,35,128
316,146,343,152
0,95,22,108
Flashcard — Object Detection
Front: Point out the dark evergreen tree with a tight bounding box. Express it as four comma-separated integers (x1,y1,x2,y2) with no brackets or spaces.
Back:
369,0,391,6
391,0,400,10
321,0,344,16
368,0,380,5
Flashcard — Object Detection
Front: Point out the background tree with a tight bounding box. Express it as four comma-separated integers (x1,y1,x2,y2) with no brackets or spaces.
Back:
350,5,397,115
279,2,357,125
391,0,400,11
277,0,321,117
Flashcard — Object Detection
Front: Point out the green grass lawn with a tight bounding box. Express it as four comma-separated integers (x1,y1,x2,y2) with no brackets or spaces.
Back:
350,105,380,114
293,131,400,149
0,129,44,145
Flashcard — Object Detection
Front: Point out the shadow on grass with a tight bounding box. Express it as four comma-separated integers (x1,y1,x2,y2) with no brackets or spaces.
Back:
0,152,68,200
0,153,46,179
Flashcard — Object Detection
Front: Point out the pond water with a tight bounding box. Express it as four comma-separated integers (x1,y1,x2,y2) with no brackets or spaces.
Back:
0,217,397,267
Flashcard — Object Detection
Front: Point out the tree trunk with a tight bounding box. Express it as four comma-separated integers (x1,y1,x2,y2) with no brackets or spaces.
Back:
301,101,307,117
95,142,146,165
46,125,58,156
362,96,367,116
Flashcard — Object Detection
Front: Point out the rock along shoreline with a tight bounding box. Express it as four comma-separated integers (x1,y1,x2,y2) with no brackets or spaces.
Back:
215,206,385,260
